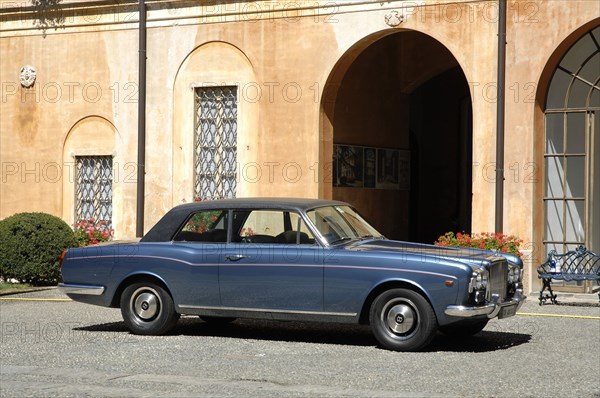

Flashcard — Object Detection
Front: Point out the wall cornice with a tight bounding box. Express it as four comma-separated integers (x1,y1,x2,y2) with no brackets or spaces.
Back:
1,0,486,38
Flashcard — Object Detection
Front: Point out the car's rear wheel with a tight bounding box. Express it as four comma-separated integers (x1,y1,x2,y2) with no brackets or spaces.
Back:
120,282,179,335
369,288,437,351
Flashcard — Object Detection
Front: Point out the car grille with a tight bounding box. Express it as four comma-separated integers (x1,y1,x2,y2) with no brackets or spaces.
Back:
488,260,508,302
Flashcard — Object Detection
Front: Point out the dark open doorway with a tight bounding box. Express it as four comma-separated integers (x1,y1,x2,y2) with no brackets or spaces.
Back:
323,30,472,243
409,67,473,243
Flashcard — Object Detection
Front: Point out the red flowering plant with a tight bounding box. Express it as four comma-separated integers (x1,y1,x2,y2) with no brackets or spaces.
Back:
74,218,113,247
434,232,523,257
181,197,222,233
185,212,220,233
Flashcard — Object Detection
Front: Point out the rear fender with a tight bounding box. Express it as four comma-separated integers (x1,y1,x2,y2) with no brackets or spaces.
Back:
109,272,173,308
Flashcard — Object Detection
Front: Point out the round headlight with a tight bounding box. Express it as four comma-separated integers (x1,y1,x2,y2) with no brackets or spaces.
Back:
474,271,488,290
508,267,521,284
469,269,489,292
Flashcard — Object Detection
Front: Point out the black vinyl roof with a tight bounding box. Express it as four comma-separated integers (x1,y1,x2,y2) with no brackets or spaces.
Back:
141,197,347,242
177,197,345,211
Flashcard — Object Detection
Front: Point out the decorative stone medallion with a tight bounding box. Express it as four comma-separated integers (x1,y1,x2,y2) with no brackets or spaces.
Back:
19,65,37,88
385,11,404,27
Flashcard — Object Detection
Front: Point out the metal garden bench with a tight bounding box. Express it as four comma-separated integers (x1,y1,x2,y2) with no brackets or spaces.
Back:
537,246,600,305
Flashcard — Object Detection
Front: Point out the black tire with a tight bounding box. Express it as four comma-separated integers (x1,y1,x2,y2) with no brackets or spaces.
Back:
120,282,179,335
369,288,437,351
199,316,236,325
439,319,489,338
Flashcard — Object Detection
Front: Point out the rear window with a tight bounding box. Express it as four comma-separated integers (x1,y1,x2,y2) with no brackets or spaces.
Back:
173,210,228,243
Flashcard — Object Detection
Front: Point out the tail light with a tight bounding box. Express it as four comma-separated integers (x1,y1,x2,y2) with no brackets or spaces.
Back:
59,249,68,270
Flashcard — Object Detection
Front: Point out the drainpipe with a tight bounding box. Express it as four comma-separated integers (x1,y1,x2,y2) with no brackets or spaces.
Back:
136,0,147,237
495,0,506,233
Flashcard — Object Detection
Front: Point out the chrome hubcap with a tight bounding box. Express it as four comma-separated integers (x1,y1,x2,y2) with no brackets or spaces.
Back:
131,288,160,321
385,302,416,335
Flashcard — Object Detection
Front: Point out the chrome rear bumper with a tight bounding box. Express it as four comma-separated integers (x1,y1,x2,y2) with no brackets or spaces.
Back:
445,289,525,318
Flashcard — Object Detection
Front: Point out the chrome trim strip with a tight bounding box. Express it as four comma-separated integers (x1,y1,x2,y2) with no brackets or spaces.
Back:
58,283,105,296
325,265,458,280
67,255,198,266
66,254,457,279
221,263,324,269
178,305,357,317
444,303,496,317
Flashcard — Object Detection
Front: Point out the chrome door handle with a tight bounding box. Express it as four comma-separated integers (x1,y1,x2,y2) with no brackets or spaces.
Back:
225,254,247,262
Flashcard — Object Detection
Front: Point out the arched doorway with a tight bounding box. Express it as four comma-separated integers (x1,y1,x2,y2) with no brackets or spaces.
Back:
321,31,472,243
542,25,599,291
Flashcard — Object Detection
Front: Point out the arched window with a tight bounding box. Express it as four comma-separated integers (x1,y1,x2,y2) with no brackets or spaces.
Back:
544,26,600,257
63,116,118,234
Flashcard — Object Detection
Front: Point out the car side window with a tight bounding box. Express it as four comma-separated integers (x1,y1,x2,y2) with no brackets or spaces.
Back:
174,210,228,243
233,210,315,244
289,213,316,245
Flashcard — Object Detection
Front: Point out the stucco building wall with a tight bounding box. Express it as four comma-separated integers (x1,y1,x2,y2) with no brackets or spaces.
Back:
1,0,599,294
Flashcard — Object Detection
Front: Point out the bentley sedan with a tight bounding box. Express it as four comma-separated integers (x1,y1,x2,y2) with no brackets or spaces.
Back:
59,198,525,351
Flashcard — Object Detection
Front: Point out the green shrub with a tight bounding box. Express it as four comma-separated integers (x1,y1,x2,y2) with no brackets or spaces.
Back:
0,212,77,285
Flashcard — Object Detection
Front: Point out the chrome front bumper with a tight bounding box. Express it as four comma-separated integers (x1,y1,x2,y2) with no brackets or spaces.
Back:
445,289,525,319
58,283,105,296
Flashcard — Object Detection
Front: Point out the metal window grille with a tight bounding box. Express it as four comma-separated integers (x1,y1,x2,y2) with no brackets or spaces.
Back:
75,156,113,229
194,86,238,200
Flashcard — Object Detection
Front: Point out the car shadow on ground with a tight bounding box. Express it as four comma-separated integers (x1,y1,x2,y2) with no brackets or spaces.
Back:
74,317,531,353
428,331,531,352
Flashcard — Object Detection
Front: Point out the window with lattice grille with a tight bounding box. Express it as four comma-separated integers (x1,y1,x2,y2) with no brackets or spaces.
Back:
194,86,237,200
75,156,113,229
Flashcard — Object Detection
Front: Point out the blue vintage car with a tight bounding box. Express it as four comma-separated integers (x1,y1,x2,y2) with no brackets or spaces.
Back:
59,198,525,351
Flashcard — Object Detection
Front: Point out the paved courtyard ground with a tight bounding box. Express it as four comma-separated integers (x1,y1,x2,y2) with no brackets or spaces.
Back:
1,288,599,397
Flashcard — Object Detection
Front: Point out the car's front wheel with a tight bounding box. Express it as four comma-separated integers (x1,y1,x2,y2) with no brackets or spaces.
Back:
120,282,179,335
369,288,437,351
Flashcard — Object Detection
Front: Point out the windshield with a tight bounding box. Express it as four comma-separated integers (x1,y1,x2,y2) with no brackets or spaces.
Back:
306,206,383,245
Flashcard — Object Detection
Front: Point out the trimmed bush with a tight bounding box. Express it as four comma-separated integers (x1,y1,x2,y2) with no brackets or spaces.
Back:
0,212,77,285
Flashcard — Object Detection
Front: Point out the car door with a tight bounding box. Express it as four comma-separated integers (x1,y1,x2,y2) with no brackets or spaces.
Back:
219,209,324,313
169,208,228,308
